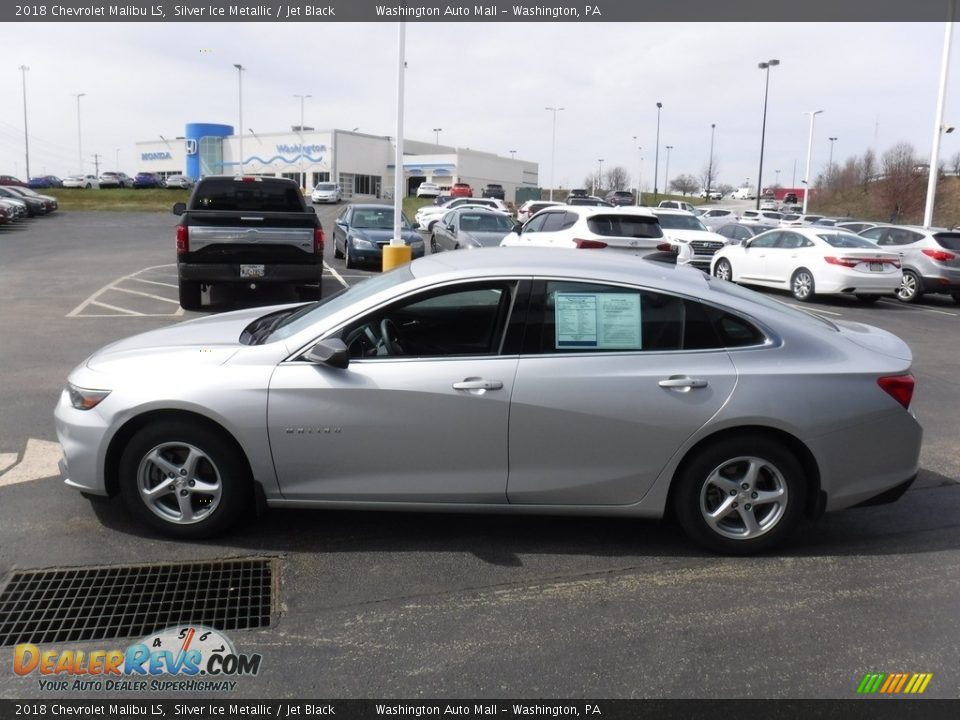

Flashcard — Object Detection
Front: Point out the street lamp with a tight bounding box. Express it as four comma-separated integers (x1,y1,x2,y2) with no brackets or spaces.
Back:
802,110,824,214
597,159,604,194
433,127,442,144
775,169,781,186
294,93,312,190
707,124,716,202
233,64,245,173
664,145,674,196
509,149,517,159
545,107,564,201
924,8,955,227
756,59,780,209
653,102,663,202
73,93,86,174
633,136,642,206
828,137,838,173
19,65,30,180
115,148,120,170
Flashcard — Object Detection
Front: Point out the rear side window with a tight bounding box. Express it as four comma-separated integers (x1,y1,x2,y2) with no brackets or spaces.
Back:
192,180,305,212
540,212,570,232
587,214,663,238
933,233,960,251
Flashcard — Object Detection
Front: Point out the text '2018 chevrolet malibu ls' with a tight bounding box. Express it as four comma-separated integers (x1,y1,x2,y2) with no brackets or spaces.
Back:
55,248,922,554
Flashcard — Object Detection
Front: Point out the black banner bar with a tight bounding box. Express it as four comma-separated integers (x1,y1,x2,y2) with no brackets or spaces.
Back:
1,0,957,23
1,700,959,720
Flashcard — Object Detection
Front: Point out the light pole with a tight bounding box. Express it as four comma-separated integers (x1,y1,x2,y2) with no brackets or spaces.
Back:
294,93,311,190
433,127,442,145
756,58,780,209
509,149,516,159
664,145,674,196
828,137,838,173
653,102,663,202
233,64,245,173
545,106,564,201
775,169,781,186
73,93,86,174
115,148,120,170
924,7,956,227
384,22,411,270
19,65,30,180
707,123,716,202
633,136,642,205
597,159,604,194
802,110,824,214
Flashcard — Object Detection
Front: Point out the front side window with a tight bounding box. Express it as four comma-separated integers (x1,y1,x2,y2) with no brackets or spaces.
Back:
523,214,549,233
749,232,780,248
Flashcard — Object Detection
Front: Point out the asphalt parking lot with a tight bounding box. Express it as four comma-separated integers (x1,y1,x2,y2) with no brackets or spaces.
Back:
0,209,958,699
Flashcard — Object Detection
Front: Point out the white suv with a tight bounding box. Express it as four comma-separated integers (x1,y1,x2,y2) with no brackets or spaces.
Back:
500,206,666,254
658,200,696,212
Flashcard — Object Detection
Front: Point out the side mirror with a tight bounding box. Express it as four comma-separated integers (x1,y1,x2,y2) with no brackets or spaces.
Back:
304,338,350,369
172,202,186,216
513,222,523,234
742,239,752,249
335,218,347,227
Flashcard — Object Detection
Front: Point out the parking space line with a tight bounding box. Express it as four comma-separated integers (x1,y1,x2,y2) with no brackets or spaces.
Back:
323,262,350,288
110,286,181,304
130,277,179,289
787,304,843,316
67,264,184,318
90,300,146,316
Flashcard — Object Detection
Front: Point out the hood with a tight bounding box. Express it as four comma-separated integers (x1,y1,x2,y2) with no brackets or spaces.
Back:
83,305,281,373
835,320,913,361
462,230,513,248
661,229,726,243
353,228,421,244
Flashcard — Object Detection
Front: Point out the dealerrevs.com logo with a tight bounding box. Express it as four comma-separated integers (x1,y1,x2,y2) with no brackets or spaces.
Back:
14,625,262,692
856,672,933,695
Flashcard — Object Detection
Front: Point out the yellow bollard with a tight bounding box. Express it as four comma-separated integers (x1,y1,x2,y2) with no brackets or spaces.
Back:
382,244,413,271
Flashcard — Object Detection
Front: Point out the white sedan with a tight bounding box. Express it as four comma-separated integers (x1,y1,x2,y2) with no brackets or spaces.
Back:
711,228,902,303
415,182,441,198
63,174,100,189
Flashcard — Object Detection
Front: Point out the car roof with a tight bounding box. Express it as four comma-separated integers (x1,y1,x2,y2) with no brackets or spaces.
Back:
550,206,657,219
645,207,695,216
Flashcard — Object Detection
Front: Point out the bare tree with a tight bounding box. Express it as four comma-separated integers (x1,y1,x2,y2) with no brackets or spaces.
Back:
669,174,699,196
583,172,601,195
605,166,630,191
951,151,960,177
878,142,925,222
716,183,735,197
699,162,720,197
859,148,877,193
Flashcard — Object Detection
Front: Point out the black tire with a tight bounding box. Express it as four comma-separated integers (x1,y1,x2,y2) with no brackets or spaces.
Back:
855,294,881,304
178,280,202,311
344,242,356,269
84,183,91,189
790,268,816,302
951,292,960,305
896,270,923,304
119,420,252,539
672,434,808,555
714,258,732,282
333,241,343,259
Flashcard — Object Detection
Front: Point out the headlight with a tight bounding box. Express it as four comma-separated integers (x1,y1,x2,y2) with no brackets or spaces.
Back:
351,237,373,249
66,382,111,410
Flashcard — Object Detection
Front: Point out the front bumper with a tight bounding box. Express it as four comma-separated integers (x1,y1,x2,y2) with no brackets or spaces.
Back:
55,390,111,496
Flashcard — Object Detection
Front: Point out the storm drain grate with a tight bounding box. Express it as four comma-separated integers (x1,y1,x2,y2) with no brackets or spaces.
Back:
0,558,274,647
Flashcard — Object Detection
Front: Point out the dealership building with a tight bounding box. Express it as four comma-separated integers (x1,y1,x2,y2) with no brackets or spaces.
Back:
135,124,538,202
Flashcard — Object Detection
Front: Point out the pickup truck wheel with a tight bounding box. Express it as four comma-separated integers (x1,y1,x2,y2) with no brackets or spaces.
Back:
179,280,201,311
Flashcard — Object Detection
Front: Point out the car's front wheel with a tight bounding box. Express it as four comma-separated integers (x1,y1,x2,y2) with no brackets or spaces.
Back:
119,420,251,539
713,258,732,282
951,292,960,305
672,435,807,555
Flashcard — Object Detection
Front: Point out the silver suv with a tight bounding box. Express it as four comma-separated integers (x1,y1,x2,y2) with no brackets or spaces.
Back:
859,225,960,303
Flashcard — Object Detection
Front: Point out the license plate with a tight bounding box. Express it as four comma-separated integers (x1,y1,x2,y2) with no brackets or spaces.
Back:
869,262,883,272
240,264,265,278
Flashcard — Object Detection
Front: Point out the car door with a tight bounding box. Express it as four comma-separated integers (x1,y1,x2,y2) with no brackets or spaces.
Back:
333,206,351,254
432,211,457,251
507,280,737,505
737,232,780,283
268,279,527,503
765,231,810,285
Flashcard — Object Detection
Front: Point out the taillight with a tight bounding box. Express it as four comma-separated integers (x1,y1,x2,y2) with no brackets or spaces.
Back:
921,248,956,262
824,256,860,268
176,225,189,254
656,242,678,254
574,239,608,249
314,227,325,254
877,374,915,409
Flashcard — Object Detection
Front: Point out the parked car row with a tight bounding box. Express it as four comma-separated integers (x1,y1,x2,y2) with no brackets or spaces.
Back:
7,172,195,190
0,184,58,221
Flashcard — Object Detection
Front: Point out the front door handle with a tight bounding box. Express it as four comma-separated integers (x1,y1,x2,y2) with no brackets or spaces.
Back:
453,379,503,391
658,376,708,391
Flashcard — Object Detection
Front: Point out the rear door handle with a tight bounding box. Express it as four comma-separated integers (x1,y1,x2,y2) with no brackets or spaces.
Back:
658,376,708,391
453,379,503,391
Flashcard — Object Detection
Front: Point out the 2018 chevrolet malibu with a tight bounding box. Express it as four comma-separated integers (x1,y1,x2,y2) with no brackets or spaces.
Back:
55,249,921,554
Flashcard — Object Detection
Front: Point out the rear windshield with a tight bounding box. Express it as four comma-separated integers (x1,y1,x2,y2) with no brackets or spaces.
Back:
816,232,878,248
656,214,707,231
458,212,514,232
191,179,305,212
933,233,960,250
587,214,663,238
315,183,337,191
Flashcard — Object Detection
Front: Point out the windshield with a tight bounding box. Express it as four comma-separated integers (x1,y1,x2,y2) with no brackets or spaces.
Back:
816,232,882,248
351,208,412,229
269,265,415,342
656,214,708,231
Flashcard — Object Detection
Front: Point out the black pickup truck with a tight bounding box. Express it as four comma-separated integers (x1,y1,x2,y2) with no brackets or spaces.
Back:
172,176,324,310
481,183,505,200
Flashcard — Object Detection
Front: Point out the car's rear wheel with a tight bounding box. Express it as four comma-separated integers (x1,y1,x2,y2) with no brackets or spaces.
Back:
791,268,815,302
855,294,881,304
951,292,960,305
673,435,807,555
178,280,201,311
714,258,732,282
119,421,251,539
896,270,923,303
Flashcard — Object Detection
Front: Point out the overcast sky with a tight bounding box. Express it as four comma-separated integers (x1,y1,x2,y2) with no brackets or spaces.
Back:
1,22,957,191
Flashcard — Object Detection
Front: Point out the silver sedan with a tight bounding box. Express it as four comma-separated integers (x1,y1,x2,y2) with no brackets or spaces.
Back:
55,249,922,554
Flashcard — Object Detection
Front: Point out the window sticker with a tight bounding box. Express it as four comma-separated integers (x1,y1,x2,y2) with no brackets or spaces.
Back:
555,293,642,349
